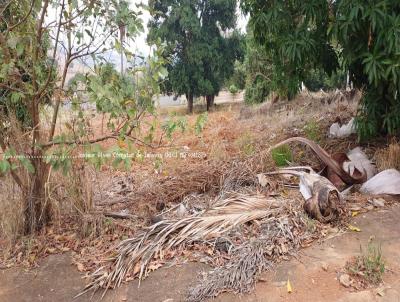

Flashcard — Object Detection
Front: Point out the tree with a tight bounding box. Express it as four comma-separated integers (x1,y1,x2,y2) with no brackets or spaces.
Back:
243,29,273,104
0,0,166,234
226,60,246,91
333,0,400,139
242,0,400,138
147,0,240,113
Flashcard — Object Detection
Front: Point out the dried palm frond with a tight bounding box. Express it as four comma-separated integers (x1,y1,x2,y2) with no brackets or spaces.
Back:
270,137,366,185
187,212,312,302
79,193,281,297
188,239,272,302
262,167,344,223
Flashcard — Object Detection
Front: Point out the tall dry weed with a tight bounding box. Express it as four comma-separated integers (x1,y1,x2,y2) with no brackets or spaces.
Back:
375,140,400,171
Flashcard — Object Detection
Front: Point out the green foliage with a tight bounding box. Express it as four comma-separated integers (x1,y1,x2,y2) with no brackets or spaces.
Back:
333,0,400,139
0,1,54,129
148,0,242,112
226,60,246,90
243,31,271,104
162,115,188,139
271,145,292,167
229,84,239,95
194,112,208,135
242,0,400,139
242,0,338,100
45,147,73,176
303,119,322,142
347,241,385,285
303,68,347,92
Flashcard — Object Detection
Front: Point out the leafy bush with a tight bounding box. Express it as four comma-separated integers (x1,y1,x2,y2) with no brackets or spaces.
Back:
195,112,208,135
229,84,239,95
303,68,347,92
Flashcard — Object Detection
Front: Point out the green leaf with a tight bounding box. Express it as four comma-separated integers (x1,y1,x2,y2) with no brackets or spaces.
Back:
7,36,18,49
0,160,11,174
19,158,35,173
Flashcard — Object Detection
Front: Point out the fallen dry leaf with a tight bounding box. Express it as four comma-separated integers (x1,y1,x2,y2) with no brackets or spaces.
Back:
339,273,352,287
76,262,85,272
287,278,292,293
148,262,163,272
348,224,361,232
257,174,269,187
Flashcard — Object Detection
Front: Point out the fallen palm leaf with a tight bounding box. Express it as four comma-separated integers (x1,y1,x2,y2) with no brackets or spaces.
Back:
187,209,311,302
262,167,344,223
270,137,366,186
79,194,282,297
187,239,272,302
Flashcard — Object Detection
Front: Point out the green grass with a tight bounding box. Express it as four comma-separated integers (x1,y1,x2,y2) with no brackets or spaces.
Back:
347,241,385,285
303,119,321,142
271,144,292,167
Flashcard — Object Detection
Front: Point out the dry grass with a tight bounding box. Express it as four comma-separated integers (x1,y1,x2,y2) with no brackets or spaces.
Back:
375,140,400,171
0,90,366,296
0,175,23,244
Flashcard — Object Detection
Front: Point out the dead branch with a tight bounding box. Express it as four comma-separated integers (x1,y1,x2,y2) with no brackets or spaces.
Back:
270,137,366,185
103,212,136,220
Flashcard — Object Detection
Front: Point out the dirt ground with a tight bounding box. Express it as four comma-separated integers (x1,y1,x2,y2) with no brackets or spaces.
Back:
1,203,399,302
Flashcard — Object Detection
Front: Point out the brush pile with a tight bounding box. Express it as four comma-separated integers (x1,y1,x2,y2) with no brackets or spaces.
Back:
187,206,315,301
80,193,309,297
80,135,382,300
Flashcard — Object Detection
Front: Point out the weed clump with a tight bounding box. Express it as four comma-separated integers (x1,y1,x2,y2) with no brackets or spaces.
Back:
347,241,385,286
271,144,292,167
303,119,322,142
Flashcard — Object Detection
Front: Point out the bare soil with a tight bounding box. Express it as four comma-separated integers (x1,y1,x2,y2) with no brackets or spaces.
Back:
1,204,399,302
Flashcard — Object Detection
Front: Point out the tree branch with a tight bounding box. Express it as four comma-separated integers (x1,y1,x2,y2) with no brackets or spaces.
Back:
42,133,156,149
0,136,26,191
7,0,35,32
36,0,66,101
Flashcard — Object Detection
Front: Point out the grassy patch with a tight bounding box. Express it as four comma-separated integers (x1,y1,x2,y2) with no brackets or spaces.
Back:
347,241,385,286
303,119,321,142
271,144,292,167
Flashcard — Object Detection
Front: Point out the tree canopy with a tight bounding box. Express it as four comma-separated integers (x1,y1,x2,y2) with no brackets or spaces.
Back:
242,0,400,138
148,0,242,112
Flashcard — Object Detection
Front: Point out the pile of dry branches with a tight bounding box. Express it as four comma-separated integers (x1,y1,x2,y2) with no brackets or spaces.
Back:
187,208,312,301
79,193,304,296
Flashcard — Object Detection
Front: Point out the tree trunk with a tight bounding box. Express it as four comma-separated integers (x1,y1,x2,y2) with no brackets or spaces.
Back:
210,95,215,107
206,95,212,111
187,93,194,114
23,156,51,234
